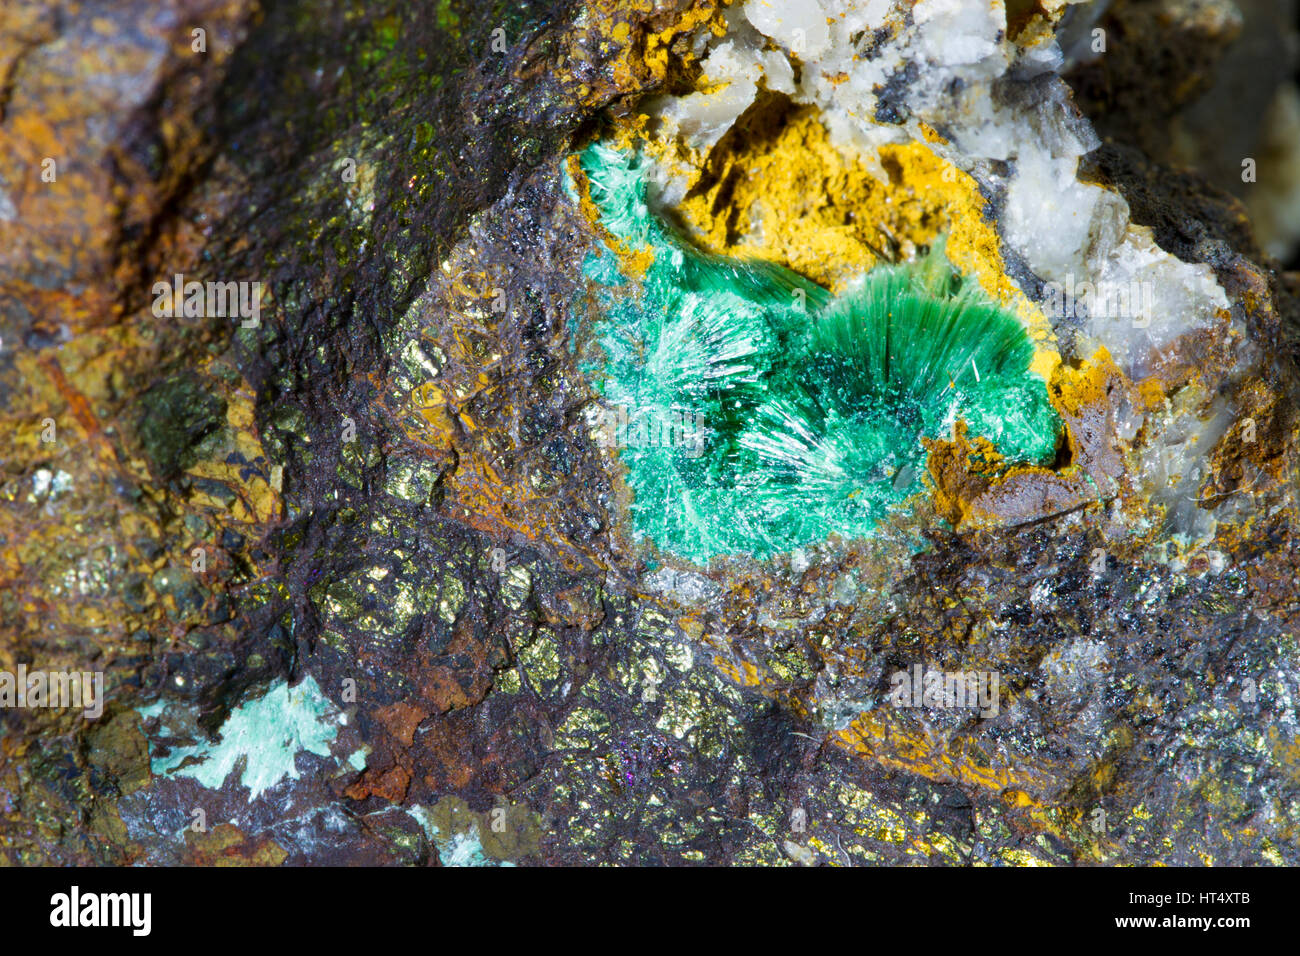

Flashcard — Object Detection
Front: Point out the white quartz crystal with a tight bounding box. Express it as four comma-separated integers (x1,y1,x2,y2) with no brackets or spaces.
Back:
758,48,796,94
653,77,758,156
744,0,831,59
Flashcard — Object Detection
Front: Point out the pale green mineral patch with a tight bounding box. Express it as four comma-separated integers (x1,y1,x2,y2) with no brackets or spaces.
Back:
141,676,341,802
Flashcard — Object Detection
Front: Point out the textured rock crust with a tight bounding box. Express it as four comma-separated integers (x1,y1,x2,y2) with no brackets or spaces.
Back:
1,0,1299,866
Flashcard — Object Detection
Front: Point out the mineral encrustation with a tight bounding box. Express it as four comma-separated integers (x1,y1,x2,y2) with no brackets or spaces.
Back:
2,0,1300,866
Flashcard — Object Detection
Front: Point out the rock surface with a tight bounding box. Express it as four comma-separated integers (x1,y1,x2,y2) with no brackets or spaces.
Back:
1,0,1299,866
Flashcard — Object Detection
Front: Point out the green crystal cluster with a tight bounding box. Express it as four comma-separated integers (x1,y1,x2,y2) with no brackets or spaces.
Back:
574,143,1061,564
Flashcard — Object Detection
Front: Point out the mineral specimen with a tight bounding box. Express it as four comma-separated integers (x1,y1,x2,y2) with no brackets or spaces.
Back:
2,0,1299,871
574,141,1060,560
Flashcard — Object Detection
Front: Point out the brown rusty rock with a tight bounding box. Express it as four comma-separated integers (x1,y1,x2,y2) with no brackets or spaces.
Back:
183,822,289,866
0,0,256,338
375,701,427,748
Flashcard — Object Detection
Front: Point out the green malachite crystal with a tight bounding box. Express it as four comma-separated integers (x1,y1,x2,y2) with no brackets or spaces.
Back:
572,142,1061,564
